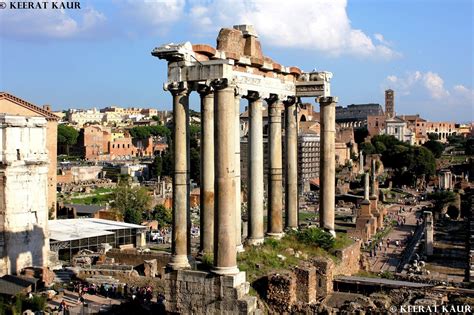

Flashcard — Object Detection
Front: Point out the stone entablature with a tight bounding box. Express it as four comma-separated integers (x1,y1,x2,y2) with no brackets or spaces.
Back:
0,115,50,275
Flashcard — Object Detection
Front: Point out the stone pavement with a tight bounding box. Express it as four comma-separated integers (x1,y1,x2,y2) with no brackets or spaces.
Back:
368,202,428,273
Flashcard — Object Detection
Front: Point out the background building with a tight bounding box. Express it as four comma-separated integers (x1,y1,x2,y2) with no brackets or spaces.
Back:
336,103,384,128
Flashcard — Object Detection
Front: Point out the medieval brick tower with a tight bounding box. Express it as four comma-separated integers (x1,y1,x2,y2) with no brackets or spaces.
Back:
385,89,395,118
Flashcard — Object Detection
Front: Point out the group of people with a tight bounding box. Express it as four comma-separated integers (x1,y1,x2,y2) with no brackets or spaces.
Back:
366,238,400,257
72,282,157,303
151,227,171,244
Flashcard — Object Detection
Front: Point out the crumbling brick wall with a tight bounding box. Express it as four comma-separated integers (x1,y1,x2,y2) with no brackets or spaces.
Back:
267,271,296,313
294,264,316,304
312,257,334,298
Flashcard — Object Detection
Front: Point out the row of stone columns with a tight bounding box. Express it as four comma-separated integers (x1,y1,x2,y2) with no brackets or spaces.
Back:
167,80,337,274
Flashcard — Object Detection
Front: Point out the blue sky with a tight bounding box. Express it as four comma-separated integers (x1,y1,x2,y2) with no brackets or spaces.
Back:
0,0,472,122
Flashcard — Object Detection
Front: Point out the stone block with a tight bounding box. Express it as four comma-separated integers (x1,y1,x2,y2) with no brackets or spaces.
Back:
163,269,258,314
221,271,246,288
143,259,157,277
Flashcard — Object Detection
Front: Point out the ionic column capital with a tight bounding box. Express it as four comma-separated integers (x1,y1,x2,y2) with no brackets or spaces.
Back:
211,78,235,91
166,81,189,96
196,83,213,96
318,96,338,105
265,93,279,105
283,96,297,107
244,90,261,102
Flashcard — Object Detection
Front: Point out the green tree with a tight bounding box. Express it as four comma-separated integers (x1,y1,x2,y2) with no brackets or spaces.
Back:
57,124,79,155
359,142,376,155
374,141,387,154
129,126,151,139
465,138,474,155
152,204,172,227
151,155,163,179
161,151,173,176
190,147,200,184
423,140,444,158
428,191,457,213
111,177,152,224
412,147,435,176
427,132,439,141
354,127,369,144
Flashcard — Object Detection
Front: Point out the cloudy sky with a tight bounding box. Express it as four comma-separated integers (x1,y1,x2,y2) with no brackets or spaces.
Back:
0,0,472,122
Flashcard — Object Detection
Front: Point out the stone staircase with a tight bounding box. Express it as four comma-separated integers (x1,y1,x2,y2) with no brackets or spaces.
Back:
54,268,75,283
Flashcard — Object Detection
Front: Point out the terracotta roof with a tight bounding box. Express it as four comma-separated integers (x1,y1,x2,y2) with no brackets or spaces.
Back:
0,92,59,121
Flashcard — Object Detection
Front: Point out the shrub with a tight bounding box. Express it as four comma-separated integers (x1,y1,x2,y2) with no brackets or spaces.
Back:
296,227,335,250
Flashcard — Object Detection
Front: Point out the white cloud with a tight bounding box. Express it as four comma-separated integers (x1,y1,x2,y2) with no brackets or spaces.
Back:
383,71,473,104
119,0,185,28
0,1,106,39
383,71,423,96
187,0,400,59
422,72,449,99
452,84,474,103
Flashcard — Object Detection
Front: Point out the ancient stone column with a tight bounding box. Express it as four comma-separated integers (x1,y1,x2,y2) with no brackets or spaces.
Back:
370,159,377,198
424,211,433,256
285,98,298,230
359,151,364,174
168,82,191,270
246,91,265,245
369,159,380,231
364,172,370,200
212,79,239,275
267,95,284,238
319,97,337,237
198,84,214,256
235,92,244,252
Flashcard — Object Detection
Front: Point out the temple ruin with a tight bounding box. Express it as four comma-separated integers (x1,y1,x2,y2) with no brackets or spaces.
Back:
151,24,337,313
0,115,50,275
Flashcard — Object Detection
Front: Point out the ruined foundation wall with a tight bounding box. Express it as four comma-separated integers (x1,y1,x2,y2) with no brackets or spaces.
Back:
334,240,362,276
105,249,170,277
164,270,258,314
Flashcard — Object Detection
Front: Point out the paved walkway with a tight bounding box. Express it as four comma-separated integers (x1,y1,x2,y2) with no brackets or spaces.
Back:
368,202,429,273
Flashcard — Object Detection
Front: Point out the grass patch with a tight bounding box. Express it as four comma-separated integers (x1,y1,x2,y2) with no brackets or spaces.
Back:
69,194,112,205
299,212,318,222
238,228,352,283
333,232,354,250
